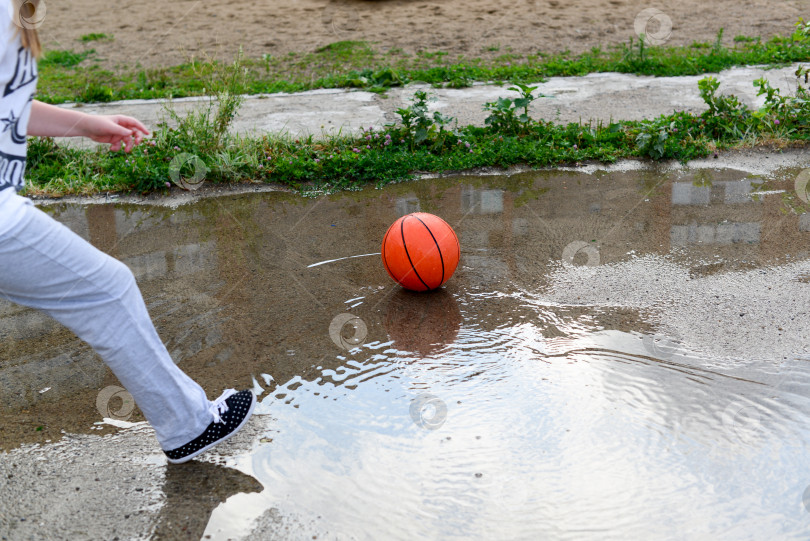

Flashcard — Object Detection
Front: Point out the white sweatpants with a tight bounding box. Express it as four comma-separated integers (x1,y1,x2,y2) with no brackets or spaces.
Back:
0,188,212,450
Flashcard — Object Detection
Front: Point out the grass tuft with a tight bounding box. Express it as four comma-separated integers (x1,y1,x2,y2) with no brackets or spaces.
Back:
79,33,112,43
39,49,94,69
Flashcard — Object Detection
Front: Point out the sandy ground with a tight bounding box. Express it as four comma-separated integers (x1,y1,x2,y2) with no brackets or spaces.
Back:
40,0,810,70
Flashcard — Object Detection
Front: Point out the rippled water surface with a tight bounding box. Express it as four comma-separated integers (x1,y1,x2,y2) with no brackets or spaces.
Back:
4,166,810,539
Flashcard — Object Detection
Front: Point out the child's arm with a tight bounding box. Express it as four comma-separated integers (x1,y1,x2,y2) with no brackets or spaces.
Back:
27,100,150,152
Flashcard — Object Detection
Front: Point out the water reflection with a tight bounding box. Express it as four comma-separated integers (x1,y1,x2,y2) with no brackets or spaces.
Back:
384,289,462,357
4,168,810,432
671,179,758,206
2,167,810,539
229,318,810,540
154,461,262,540
396,195,420,216
461,187,504,214
670,222,760,245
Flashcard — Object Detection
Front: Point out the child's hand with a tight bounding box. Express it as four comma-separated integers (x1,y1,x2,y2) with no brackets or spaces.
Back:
83,115,150,153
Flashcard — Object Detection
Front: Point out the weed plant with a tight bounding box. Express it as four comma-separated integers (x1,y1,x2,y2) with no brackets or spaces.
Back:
23,49,810,196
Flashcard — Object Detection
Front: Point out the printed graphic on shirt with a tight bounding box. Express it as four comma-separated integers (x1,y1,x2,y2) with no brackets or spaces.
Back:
0,147,25,186
0,39,37,191
0,97,29,144
4,46,35,97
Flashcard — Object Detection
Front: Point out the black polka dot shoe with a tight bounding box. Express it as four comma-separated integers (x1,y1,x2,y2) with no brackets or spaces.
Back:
164,389,256,465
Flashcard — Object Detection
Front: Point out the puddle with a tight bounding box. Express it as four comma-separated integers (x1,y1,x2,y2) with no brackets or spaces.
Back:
3,166,810,539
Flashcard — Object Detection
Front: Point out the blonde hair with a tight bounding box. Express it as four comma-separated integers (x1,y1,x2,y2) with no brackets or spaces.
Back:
11,1,42,58
20,29,40,58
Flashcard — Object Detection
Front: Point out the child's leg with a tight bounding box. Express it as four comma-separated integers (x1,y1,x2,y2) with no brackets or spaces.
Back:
0,191,212,450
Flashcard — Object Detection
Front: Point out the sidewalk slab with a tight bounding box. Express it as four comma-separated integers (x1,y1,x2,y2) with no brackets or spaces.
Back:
55,64,804,146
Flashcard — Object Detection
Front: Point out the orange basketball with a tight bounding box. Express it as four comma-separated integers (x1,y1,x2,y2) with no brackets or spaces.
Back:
381,212,460,291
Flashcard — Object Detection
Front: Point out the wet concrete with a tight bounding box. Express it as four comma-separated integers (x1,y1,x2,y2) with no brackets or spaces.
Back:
57,64,805,146
3,153,810,538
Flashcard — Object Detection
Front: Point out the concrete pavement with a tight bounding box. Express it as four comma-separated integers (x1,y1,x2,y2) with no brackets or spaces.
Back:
56,63,805,146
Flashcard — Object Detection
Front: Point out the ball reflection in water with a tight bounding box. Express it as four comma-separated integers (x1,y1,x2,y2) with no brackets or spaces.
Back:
384,288,462,357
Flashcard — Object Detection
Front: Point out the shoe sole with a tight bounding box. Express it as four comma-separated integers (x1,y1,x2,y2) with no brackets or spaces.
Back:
166,392,257,465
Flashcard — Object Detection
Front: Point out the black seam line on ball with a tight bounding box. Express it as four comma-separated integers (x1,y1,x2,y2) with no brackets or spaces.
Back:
412,214,444,288
401,216,430,291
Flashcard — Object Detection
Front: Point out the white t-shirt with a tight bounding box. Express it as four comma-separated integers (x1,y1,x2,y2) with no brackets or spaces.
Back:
0,1,36,192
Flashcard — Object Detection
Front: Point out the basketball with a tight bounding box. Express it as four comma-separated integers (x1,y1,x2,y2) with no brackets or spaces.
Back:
381,212,460,291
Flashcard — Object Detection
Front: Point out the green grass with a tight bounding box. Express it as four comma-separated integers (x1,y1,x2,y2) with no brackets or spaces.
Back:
79,33,112,43
39,49,94,68
22,21,810,198
21,55,810,198
35,21,810,104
